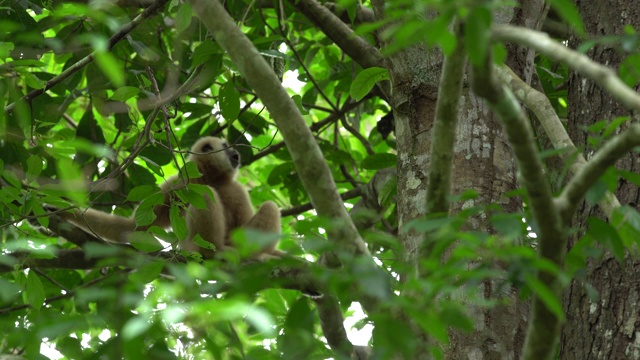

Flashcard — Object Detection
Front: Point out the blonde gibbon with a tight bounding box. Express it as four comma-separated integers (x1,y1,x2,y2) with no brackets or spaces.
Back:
55,136,283,260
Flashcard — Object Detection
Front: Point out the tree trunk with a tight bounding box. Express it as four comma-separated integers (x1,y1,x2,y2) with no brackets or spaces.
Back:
562,0,640,358
371,1,545,358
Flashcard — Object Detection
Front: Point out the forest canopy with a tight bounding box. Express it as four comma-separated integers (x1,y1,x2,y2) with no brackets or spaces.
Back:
1,0,640,359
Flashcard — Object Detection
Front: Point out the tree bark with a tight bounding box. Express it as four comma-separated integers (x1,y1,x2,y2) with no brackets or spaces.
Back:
370,1,546,358
562,1,640,359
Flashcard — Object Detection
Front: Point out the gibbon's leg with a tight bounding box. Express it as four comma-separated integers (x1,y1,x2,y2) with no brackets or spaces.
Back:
57,208,137,243
245,201,285,258
183,186,227,259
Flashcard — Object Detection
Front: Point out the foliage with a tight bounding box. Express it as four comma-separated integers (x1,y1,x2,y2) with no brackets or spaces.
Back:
1,0,640,359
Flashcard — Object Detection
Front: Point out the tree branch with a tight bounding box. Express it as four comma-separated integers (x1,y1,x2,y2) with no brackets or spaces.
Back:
315,296,355,358
190,0,370,259
288,0,384,70
494,65,622,218
471,30,565,360
425,19,467,217
556,124,640,222
4,0,170,114
492,25,640,113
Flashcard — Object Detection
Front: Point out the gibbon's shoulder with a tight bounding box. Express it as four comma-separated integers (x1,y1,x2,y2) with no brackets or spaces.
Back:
188,137,241,184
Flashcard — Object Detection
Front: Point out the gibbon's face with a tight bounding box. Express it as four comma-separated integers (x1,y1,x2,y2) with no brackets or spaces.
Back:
189,137,240,181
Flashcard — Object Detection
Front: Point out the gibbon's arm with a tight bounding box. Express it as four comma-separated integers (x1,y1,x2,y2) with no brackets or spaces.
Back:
57,208,137,243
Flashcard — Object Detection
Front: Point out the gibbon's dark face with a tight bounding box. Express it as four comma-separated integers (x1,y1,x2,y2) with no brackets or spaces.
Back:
190,137,241,181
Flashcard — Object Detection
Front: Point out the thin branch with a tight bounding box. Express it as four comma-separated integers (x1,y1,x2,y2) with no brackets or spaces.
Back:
281,186,364,217
556,124,640,222
90,65,203,192
492,25,640,113
250,100,365,164
494,65,621,218
4,0,171,114
0,269,129,314
340,117,375,156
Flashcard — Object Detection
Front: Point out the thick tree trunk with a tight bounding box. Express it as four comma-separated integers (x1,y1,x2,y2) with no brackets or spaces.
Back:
371,1,545,358
562,0,640,358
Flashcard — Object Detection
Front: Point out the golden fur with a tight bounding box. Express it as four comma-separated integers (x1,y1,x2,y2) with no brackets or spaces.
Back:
57,137,283,260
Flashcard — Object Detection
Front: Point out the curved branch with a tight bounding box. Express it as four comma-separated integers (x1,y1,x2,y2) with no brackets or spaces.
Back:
492,25,640,113
190,0,370,259
494,65,621,218
4,0,170,114
556,124,640,222
471,28,565,360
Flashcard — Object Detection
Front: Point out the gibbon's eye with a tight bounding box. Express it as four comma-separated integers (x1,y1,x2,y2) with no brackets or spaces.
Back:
222,142,229,148
201,143,213,153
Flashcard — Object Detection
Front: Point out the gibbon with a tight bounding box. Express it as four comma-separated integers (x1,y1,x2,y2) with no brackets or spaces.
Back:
54,136,283,260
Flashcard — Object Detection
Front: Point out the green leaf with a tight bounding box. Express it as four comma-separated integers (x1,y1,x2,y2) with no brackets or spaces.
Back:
129,231,164,252
122,316,151,340
0,42,14,60
610,206,640,248
182,161,202,179
2,169,21,188
175,3,193,34
192,40,220,67
170,204,188,240
524,274,564,321
378,173,398,208
350,67,389,101
0,278,21,302
127,185,160,202
94,51,125,87
56,336,84,359
26,155,43,181
111,86,140,102
361,153,397,170
134,193,164,226
26,271,45,310
129,261,164,283
176,183,211,210
220,81,240,121
491,213,526,241
619,53,640,88
465,5,492,67
56,157,88,208
587,217,625,263
585,179,607,206
439,305,474,332
546,0,585,36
